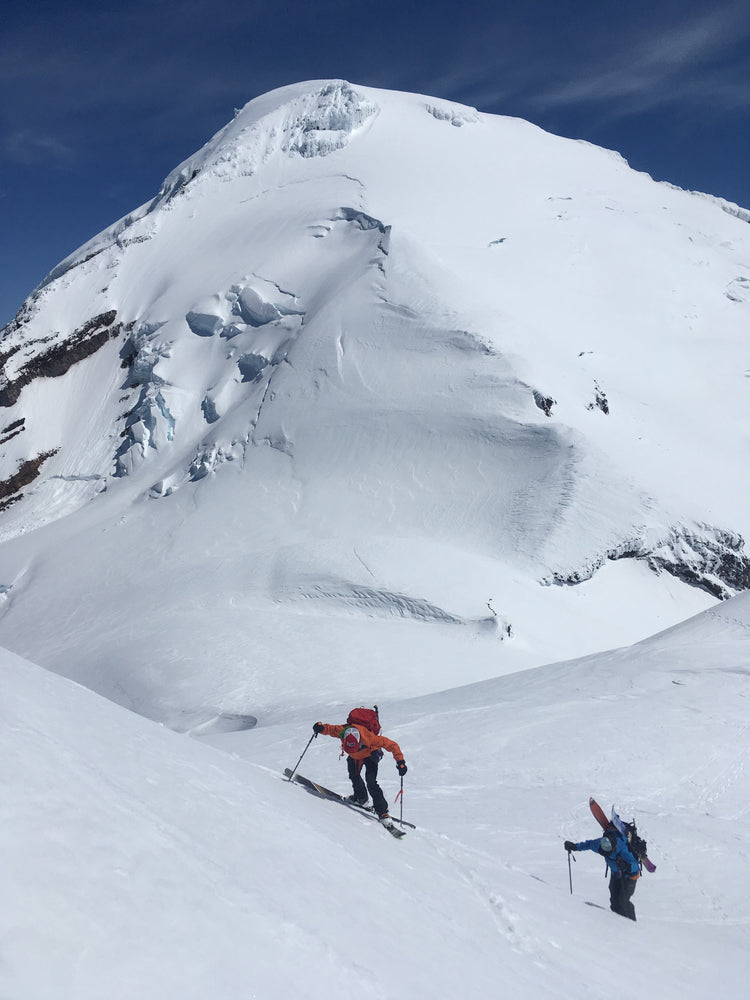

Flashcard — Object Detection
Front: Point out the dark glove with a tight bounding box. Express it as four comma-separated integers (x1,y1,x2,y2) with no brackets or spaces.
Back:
313,723,324,734
396,760,407,776
564,841,577,852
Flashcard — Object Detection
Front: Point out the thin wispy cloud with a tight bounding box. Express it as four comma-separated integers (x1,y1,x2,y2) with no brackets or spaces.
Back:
528,3,750,117
391,2,749,127
3,130,75,168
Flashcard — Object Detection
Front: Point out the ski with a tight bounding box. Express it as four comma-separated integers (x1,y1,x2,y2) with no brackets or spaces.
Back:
284,768,377,816
379,817,407,839
284,769,415,830
589,797,656,873
589,797,610,831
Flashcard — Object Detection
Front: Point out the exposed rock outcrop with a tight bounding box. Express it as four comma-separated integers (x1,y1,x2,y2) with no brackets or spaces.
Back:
543,524,750,599
0,311,124,408
0,449,58,511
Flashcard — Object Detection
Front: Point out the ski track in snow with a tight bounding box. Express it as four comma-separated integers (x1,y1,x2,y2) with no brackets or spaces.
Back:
426,829,535,957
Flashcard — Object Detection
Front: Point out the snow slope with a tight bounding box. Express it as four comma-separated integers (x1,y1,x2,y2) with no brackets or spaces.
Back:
3,592,750,999
0,80,748,726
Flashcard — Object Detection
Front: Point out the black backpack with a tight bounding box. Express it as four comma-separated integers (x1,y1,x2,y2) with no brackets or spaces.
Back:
625,821,649,867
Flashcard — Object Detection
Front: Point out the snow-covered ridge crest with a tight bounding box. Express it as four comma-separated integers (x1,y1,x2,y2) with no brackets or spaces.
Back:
0,83,380,306
152,81,378,206
661,183,750,222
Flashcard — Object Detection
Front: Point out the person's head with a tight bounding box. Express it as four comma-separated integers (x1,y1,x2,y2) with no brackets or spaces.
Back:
342,726,361,754
599,835,614,855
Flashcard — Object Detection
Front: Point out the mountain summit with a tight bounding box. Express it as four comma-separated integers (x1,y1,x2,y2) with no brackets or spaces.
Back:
0,80,748,724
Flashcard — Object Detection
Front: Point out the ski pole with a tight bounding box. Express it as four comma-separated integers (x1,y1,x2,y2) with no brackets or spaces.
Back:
568,849,576,894
287,732,317,781
394,776,404,825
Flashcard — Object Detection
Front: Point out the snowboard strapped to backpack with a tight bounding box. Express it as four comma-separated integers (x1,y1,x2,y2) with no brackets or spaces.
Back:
612,807,650,871
346,705,380,735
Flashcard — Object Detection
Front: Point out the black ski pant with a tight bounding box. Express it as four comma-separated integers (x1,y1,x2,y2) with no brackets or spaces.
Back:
609,875,637,921
348,752,388,816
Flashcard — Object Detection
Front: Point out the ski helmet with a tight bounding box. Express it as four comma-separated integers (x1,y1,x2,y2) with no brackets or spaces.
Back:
342,726,361,755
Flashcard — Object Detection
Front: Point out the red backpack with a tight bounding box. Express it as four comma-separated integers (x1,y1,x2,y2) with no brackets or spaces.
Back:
347,705,380,735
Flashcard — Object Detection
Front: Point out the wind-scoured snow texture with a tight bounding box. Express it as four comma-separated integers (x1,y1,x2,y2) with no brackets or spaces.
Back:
0,79,748,723
272,571,503,633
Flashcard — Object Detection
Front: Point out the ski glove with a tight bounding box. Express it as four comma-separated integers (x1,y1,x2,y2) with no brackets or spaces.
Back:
564,841,577,852
313,723,324,734
396,760,407,776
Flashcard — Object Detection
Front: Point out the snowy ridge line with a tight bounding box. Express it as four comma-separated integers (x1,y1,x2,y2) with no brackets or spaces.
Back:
32,206,154,294
706,609,750,632
660,184,750,223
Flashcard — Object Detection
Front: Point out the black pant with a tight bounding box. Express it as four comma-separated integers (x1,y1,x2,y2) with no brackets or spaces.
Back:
609,875,637,921
348,753,388,815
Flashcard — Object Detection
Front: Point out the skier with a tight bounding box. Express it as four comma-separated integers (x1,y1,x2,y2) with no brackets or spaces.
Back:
312,720,407,822
564,827,641,920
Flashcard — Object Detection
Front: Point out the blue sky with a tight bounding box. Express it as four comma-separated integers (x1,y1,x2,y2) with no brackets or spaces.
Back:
1,0,748,326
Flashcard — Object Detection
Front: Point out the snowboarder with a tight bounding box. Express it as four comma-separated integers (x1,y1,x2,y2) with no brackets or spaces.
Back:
312,720,407,821
564,827,641,920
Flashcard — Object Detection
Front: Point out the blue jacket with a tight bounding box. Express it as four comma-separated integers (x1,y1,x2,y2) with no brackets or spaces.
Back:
576,830,640,878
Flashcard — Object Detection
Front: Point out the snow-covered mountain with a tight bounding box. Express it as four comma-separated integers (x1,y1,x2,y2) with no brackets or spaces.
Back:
2,79,750,999
0,78,748,727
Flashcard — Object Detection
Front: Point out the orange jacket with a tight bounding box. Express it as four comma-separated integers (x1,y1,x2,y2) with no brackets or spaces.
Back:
318,723,404,762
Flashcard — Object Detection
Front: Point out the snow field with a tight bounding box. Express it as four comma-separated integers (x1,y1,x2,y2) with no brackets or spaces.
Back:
5,592,749,998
